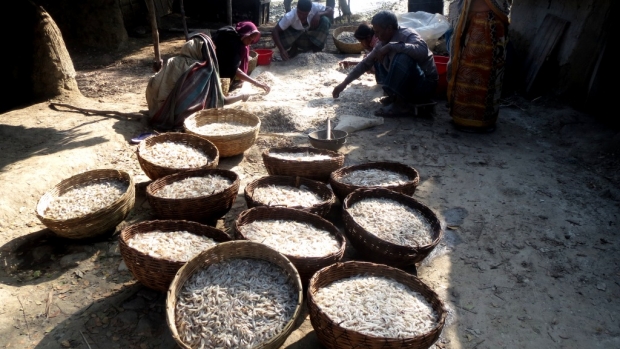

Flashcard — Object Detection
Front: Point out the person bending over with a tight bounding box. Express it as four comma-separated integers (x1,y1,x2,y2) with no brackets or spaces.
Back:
332,10,438,117
272,0,333,61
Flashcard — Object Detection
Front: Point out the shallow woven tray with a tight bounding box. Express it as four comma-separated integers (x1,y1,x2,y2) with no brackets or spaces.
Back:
332,25,364,54
342,188,443,267
244,175,336,217
146,168,239,224
184,108,261,157
166,240,304,349
233,206,346,285
137,132,219,180
307,261,447,349
35,169,135,239
262,146,345,182
329,161,420,201
118,220,231,292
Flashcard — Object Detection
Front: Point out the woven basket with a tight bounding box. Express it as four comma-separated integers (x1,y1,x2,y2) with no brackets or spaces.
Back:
307,261,447,349
332,26,364,54
118,220,231,292
248,50,258,75
234,206,346,284
244,175,336,217
220,78,230,96
35,169,135,239
146,168,239,224
137,132,219,180
262,146,345,182
166,240,304,349
329,161,420,201
184,108,261,157
342,188,443,267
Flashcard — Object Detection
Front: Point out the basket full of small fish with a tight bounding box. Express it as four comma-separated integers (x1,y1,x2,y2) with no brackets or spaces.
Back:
329,161,420,201
35,169,135,239
244,175,336,217
308,261,447,349
137,132,220,180
146,168,239,224
332,26,364,54
342,188,443,268
118,220,231,292
184,108,261,157
234,206,346,284
262,146,345,182
166,240,304,349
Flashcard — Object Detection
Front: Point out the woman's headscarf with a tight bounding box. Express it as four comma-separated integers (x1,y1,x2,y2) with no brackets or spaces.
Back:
235,21,261,74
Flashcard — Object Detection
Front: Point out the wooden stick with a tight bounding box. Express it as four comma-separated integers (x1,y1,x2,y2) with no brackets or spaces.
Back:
146,0,163,72
45,289,54,319
80,331,92,349
16,296,31,341
180,0,189,41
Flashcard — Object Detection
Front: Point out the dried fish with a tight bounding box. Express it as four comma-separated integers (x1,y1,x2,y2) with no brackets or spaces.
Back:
239,219,340,257
313,274,438,338
45,179,128,220
269,152,332,161
141,141,211,168
252,184,322,208
340,169,410,187
175,258,297,349
127,230,217,262
154,175,232,199
186,119,255,136
347,198,433,247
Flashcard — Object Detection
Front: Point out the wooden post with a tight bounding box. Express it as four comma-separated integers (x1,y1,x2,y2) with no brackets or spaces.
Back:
146,0,162,72
227,0,233,26
180,0,189,41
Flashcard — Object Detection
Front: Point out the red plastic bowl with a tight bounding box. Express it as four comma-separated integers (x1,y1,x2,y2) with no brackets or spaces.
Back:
255,49,273,65
434,55,449,96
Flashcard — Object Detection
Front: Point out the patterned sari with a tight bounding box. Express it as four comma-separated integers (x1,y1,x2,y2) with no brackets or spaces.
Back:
447,0,511,130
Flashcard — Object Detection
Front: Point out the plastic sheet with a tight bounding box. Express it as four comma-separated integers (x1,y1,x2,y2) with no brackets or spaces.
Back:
397,11,451,49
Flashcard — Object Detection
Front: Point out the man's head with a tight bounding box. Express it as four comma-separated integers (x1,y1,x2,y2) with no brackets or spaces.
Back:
296,0,312,23
371,11,398,44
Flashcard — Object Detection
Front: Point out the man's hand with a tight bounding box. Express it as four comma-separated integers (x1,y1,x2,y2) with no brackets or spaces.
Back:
279,49,290,61
260,83,271,94
376,43,392,61
332,83,346,98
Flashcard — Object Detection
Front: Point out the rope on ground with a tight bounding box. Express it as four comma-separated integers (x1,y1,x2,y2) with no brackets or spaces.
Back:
49,103,147,119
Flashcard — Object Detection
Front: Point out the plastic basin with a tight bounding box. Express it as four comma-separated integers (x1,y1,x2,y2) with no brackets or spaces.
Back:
255,49,273,65
308,130,348,151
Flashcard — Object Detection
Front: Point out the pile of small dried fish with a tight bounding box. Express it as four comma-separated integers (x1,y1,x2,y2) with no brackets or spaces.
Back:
141,141,211,168
45,179,128,220
336,31,359,44
154,175,232,199
313,274,438,338
252,184,322,207
127,230,217,262
176,258,298,349
186,119,255,136
269,152,332,161
239,220,340,257
347,198,433,247
340,169,410,186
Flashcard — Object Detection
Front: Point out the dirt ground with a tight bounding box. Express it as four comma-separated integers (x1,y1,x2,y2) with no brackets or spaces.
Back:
2,1,620,348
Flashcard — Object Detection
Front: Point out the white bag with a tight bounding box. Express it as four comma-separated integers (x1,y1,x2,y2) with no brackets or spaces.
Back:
334,115,384,133
397,11,451,49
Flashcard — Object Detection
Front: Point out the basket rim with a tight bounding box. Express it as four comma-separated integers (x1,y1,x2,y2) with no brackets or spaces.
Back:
119,219,231,264
263,146,344,162
234,206,346,260
165,240,304,349
330,161,420,187
36,169,134,224
146,168,240,201
183,108,261,141
342,187,443,251
307,260,447,341
137,132,220,173
244,175,335,209
332,25,364,53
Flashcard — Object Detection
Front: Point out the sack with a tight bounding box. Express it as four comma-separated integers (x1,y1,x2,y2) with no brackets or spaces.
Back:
397,11,451,49
334,115,384,133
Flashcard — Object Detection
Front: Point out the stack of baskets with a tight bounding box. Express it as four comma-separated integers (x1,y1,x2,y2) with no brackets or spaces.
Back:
332,25,364,54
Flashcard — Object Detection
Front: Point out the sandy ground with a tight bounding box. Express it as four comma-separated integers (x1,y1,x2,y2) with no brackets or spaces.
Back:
2,1,620,349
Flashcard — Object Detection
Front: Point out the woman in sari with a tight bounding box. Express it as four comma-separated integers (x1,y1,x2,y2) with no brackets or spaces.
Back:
212,21,271,92
447,0,512,131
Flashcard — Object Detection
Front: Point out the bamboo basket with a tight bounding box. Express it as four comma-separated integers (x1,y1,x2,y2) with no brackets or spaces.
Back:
332,26,364,54
262,146,345,182
184,108,261,157
118,220,231,292
329,161,420,201
233,206,346,285
146,168,239,224
307,261,447,349
137,132,219,180
35,169,135,239
342,188,443,267
166,241,304,349
244,175,336,217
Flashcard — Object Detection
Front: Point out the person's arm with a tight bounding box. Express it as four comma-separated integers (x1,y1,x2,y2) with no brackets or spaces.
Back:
272,24,290,61
235,68,271,93
310,6,334,28
332,48,378,98
382,33,430,62
224,93,250,105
